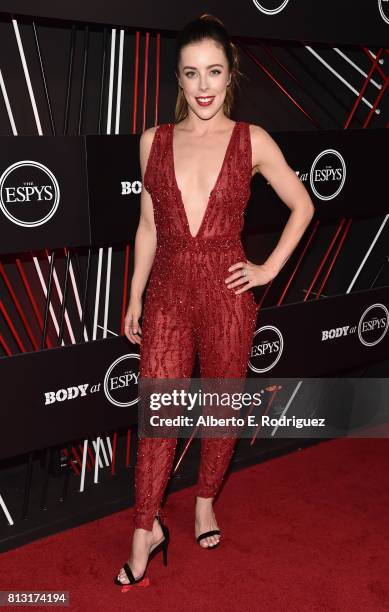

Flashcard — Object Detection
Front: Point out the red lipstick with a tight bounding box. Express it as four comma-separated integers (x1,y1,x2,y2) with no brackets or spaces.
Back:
195,96,215,107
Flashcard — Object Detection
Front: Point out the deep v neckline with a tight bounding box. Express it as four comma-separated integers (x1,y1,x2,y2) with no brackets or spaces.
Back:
170,121,239,239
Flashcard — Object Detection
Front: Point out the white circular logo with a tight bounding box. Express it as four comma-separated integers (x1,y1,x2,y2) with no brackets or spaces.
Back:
358,303,389,347
309,149,346,201
0,160,60,227
252,0,290,14
248,325,284,373
378,0,389,24
104,353,140,407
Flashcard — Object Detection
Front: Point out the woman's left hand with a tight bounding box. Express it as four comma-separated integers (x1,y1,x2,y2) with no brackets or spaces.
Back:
225,260,276,294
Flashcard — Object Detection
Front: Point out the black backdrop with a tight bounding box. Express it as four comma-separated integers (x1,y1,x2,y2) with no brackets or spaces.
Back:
1,0,388,45
0,4,388,549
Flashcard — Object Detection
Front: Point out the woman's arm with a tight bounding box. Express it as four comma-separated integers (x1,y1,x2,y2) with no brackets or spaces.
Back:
130,127,158,299
250,124,315,279
125,127,158,344
226,124,315,294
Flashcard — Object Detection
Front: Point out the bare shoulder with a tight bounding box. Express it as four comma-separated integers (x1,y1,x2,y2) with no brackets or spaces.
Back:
139,125,163,171
248,123,284,171
248,123,276,147
140,125,160,149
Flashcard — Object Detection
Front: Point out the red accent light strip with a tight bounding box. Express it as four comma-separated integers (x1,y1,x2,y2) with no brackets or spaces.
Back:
17,256,54,349
363,77,388,128
0,333,12,356
237,42,321,128
304,219,347,302
125,429,131,468
344,48,383,129
0,299,26,352
132,31,140,134
277,220,320,306
87,444,96,468
0,261,40,350
142,32,150,133
315,219,353,298
173,432,198,474
111,432,117,476
154,33,161,126
361,46,387,81
121,245,130,335
78,444,92,470
257,279,274,311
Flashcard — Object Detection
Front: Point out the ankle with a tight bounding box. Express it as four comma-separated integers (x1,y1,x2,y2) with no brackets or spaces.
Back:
133,529,151,543
133,516,161,534
196,495,214,504
195,497,214,512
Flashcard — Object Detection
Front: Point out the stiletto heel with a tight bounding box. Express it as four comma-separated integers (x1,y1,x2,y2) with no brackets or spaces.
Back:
155,514,169,566
114,514,170,588
162,541,168,566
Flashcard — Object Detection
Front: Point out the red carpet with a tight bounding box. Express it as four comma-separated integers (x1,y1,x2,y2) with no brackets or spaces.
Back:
1,439,389,611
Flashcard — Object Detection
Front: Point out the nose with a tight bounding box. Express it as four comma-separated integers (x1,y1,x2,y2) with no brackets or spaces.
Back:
198,75,209,92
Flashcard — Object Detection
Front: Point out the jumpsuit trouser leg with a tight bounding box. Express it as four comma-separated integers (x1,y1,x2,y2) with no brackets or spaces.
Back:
133,257,257,531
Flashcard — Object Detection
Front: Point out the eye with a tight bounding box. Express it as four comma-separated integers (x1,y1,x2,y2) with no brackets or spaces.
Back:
210,69,222,75
184,71,196,78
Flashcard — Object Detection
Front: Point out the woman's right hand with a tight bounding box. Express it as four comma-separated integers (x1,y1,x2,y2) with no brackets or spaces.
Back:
124,297,143,345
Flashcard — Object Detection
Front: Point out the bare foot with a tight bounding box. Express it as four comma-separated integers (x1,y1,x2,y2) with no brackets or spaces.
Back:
116,517,164,584
195,496,220,548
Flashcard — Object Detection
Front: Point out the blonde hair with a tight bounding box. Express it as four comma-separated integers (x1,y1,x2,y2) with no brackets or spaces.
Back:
174,14,243,123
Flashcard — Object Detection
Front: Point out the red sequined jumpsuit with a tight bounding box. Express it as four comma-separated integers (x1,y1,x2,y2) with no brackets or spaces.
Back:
133,121,259,530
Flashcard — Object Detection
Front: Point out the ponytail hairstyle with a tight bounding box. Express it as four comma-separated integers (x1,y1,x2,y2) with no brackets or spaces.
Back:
174,14,243,123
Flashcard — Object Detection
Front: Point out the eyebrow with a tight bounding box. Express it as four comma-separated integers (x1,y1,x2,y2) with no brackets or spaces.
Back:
182,64,224,70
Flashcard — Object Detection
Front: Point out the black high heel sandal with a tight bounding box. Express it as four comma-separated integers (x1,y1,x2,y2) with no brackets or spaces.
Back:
114,514,170,587
196,529,221,549
195,496,221,549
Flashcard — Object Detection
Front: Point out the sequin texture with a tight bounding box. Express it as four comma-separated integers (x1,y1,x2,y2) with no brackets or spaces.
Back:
133,122,259,530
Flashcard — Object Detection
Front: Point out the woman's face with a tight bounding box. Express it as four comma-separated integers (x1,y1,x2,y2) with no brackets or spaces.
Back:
177,38,231,120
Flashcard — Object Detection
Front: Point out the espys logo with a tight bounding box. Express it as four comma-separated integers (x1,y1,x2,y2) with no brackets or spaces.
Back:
378,0,389,24
358,303,389,347
103,354,139,406
248,325,283,373
321,303,389,347
121,180,142,195
309,149,346,201
0,160,60,227
252,0,290,15
44,353,140,407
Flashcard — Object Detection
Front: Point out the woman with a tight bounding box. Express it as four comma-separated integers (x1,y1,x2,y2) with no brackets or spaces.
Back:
115,14,314,587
